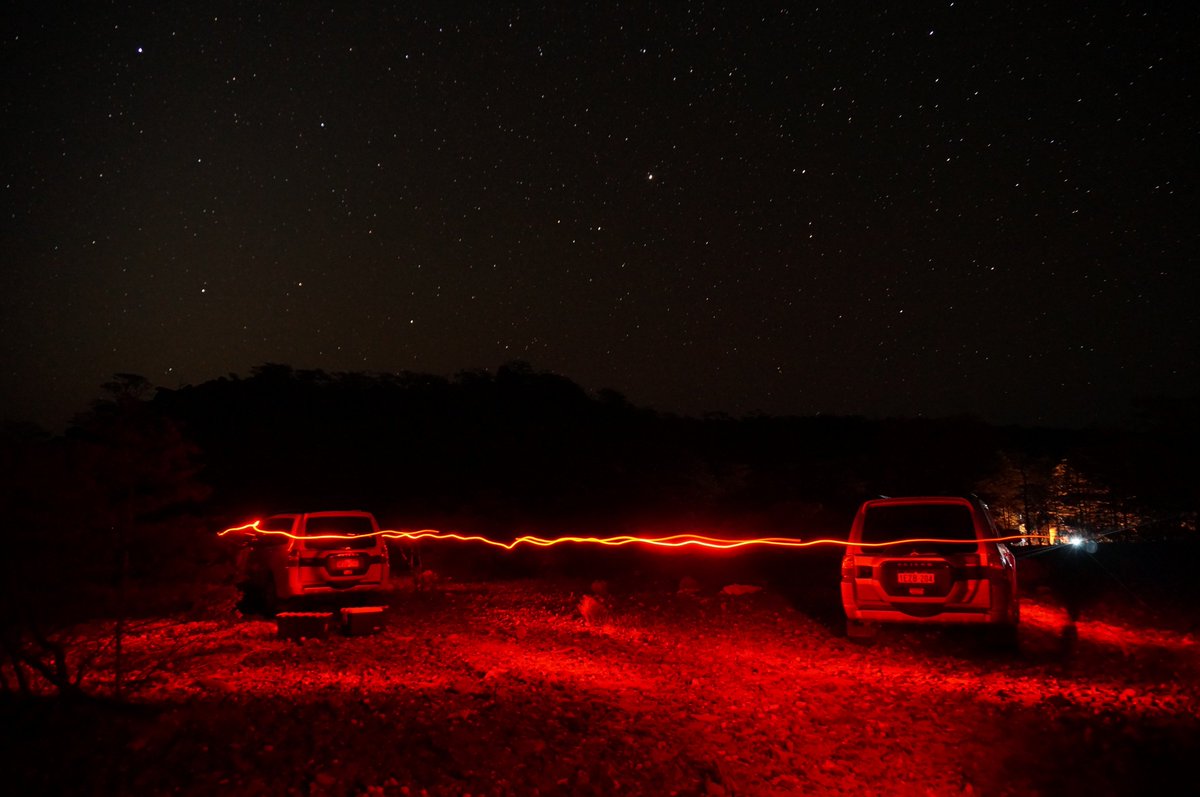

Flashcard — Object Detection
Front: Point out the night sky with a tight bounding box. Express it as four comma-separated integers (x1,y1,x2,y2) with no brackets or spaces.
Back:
3,3,1196,431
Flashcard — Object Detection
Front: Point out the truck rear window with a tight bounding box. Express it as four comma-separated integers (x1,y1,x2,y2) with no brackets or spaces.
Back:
861,504,977,551
302,516,377,550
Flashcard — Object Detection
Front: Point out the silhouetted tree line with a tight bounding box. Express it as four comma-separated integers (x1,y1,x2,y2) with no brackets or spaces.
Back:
145,361,1023,536
5,361,1195,545
149,363,1195,540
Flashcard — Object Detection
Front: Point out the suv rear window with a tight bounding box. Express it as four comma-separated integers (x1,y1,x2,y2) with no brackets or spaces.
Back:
303,516,377,550
861,504,977,552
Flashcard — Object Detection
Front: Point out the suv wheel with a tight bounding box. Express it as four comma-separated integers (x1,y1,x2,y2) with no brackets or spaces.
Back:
984,623,1020,653
236,578,281,618
236,580,265,617
846,619,879,643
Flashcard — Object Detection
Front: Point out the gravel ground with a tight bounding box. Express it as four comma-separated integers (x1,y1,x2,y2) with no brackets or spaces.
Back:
4,568,1198,797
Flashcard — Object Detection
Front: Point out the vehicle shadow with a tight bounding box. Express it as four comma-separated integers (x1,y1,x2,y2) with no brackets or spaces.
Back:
758,549,847,635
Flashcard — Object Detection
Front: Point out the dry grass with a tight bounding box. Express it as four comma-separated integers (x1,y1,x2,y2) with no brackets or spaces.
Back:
4,574,1198,796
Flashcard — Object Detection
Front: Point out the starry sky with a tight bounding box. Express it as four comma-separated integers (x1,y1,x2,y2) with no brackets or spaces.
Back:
3,2,1196,431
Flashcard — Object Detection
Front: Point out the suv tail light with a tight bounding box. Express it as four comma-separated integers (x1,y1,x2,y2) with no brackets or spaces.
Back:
842,557,872,579
983,545,1005,570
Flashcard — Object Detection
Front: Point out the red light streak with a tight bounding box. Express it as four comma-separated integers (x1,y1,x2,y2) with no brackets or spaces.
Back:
219,520,1046,550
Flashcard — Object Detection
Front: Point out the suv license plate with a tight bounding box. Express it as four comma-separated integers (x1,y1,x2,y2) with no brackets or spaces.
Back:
897,571,935,585
332,557,362,570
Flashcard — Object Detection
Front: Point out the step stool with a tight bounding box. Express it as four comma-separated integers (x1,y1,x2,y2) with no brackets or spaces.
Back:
276,612,334,640
340,606,385,636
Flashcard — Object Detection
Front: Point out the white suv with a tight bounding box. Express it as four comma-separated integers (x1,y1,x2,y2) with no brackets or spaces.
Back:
840,496,1019,643
237,510,390,615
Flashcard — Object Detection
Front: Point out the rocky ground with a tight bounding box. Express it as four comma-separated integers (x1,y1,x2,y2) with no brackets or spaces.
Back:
4,548,1198,797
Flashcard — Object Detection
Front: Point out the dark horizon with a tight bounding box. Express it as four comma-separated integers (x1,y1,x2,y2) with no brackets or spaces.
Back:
7,359,1200,436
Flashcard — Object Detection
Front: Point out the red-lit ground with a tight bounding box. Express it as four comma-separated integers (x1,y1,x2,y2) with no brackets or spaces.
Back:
5,564,1198,797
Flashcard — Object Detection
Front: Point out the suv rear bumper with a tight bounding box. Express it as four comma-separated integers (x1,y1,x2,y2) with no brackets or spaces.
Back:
844,605,1008,625
842,576,1012,624
298,579,386,594
281,562,390,599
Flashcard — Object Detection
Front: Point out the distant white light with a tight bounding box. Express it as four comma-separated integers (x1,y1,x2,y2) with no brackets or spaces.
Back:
137,46,144,54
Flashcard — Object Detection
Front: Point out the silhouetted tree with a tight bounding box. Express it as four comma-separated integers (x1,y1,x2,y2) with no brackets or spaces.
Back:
0,376,209,699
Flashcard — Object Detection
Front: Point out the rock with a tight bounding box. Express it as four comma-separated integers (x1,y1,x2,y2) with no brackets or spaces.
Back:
579,594,610,625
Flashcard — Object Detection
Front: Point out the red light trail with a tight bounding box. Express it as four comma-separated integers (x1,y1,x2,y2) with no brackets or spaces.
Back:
219,520,1046,550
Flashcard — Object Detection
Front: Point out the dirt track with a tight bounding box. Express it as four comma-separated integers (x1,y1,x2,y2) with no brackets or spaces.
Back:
6,565,1198,797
